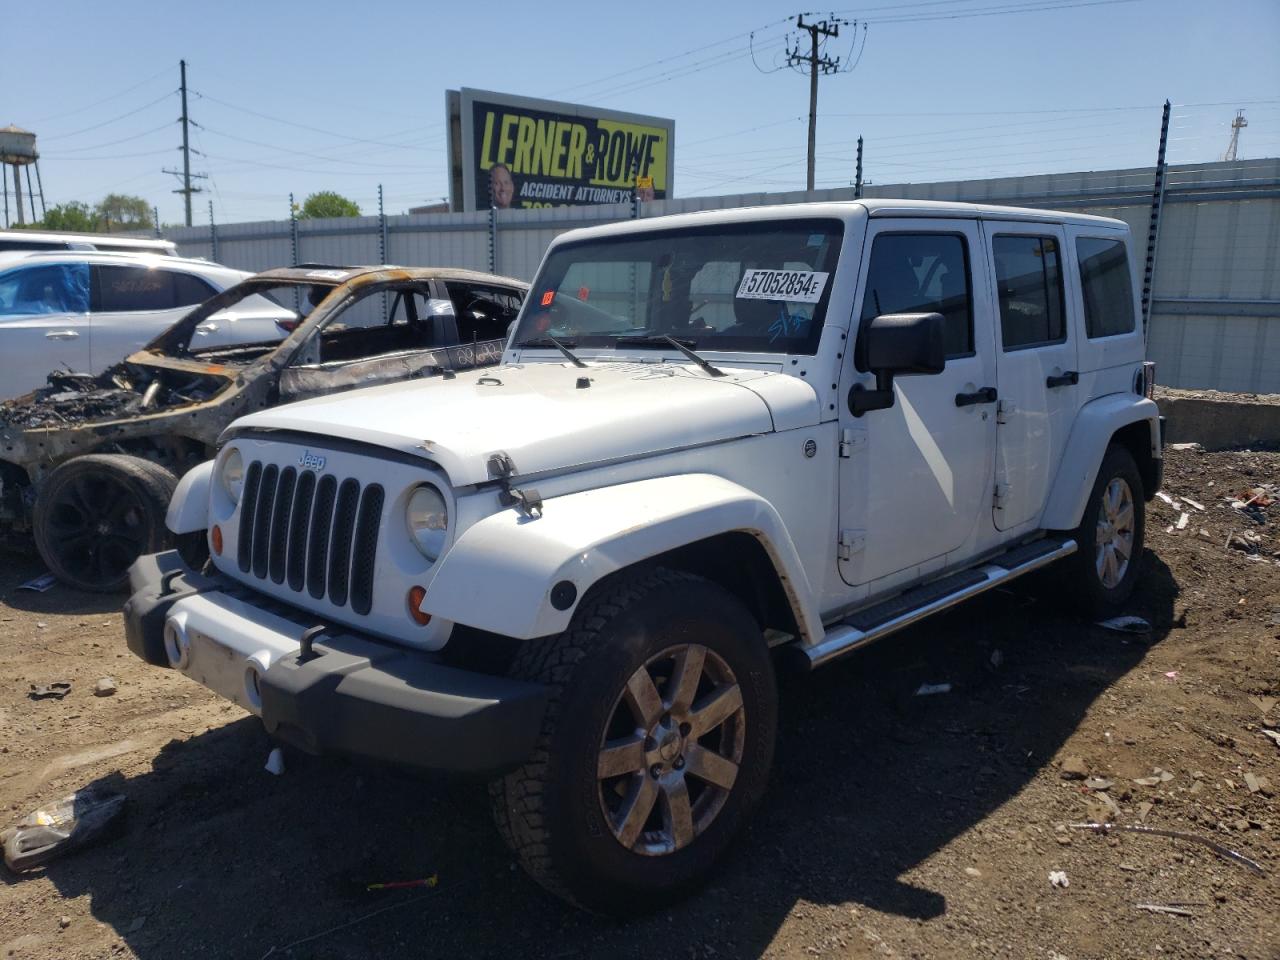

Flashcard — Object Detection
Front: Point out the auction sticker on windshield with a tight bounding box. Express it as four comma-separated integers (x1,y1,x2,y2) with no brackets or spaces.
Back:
736,269,829,303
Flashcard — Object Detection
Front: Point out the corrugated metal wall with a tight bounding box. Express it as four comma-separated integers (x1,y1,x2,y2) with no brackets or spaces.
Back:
165,157,1280,393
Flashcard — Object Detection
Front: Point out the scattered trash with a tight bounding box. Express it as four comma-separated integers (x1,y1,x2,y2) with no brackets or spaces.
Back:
35,621,47,630
1048,870,1070,888
1176,512,1190,530
914,682,951,696
1182,496,1205,511
17,573,57,592
58,916,71,929
1156,491,1175,505
1244,773,1272,797
1163,671,1179,681
1227,531,1264,553
1138,801,1154,822
1084,777,1114,791
963,867,982,879
264,747,285,776
93,677,117,698
1261,730,1280,749
1071,822,1265,876
28,681,72,701
365,874,439,892
1136,903,1195,918
1134,768,1174,787
2,788,126,872
1168,442,1202,452
1059,756,1090,780
1095,615,1152,635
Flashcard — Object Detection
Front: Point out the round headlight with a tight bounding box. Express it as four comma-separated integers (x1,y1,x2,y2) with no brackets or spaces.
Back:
406,484,448,561
221,448,245,503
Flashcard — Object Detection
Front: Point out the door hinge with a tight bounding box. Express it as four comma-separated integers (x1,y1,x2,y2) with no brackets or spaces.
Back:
996,398,1016,424
838,528,866,560
839,428,866,458
993,482,1011,509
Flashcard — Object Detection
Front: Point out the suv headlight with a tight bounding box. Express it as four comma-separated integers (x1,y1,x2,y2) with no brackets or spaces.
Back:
220,448,245,503
406,484,448,561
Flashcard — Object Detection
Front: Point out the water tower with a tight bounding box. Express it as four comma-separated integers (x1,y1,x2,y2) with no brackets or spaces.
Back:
0,125,46,227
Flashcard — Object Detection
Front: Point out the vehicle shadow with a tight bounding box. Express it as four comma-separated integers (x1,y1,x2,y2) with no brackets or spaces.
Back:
23,551,1177,959
0,551,124,617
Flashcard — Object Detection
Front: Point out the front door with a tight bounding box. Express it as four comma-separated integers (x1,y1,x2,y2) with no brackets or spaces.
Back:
838,218,998,588
0,262,92,397
984,221,1080,531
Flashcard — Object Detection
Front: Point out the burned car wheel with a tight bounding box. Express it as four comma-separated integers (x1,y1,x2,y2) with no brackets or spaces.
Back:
34,454,178,592
489,567,777,913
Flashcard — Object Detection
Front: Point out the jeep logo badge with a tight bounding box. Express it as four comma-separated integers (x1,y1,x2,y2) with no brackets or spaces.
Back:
299,450,326,471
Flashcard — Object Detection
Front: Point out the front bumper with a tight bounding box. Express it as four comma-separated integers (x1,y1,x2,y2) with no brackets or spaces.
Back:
123,551,548,775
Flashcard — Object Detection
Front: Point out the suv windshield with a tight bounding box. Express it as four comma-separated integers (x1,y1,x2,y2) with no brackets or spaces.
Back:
514,218,844,356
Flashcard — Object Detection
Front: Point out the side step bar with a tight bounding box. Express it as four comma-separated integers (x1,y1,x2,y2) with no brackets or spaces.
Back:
803,536,1077,670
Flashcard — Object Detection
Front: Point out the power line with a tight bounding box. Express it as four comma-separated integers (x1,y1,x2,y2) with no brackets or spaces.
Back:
27,67,173,124
40,90,175,141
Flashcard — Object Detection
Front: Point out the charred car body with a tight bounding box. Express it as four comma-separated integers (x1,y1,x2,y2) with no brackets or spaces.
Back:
0,265,525,590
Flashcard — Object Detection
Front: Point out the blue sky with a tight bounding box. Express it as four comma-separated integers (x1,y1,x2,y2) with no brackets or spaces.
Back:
5,0,1278,226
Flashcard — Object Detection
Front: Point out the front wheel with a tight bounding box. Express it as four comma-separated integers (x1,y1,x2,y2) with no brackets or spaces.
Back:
489,568,777,913
33,454,178,592
1064,444,1146,616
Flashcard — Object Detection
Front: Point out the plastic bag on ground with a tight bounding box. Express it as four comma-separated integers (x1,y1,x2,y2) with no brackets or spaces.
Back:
1,788,126,872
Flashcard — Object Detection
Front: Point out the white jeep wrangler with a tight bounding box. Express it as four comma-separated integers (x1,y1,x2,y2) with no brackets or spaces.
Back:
124,200,1162,913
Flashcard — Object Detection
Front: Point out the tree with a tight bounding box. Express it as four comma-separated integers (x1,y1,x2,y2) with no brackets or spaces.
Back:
20,201,98,232
298,191,361,219
95,194,153,232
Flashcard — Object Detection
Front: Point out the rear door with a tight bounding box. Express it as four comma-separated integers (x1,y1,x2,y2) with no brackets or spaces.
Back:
0,262,92,396
838,218,998,587
984,221,1079,531
89,264,211,369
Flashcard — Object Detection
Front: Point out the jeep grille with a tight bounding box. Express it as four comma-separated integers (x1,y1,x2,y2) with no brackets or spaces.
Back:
236,460,383,615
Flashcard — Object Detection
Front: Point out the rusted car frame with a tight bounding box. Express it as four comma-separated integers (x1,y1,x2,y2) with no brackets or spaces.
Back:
0,265,525,589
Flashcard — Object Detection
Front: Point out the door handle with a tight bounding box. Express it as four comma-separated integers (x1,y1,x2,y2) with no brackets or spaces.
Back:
45,330,80,340
955,386,998,407
195,322,219,334
1046,370,1079,388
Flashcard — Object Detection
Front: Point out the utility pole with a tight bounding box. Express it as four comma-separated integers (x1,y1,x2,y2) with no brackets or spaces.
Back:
162,60,207,226
786,15,844,192
1222,109,1247,161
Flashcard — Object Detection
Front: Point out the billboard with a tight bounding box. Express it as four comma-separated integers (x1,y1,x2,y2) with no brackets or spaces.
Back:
447,89,674,212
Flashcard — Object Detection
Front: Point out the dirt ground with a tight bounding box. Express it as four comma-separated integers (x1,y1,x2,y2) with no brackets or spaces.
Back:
1,446,1277,960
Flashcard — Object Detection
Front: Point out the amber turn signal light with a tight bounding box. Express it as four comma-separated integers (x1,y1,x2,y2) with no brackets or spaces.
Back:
407,586,431,626
211,524,223,556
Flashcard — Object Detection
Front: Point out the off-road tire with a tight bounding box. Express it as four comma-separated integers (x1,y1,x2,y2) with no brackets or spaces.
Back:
1064,444,1145,616
488,567,777,914
34,454,179,592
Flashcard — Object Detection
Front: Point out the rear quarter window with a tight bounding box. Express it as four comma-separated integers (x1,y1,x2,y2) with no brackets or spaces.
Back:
1076,237,1135,338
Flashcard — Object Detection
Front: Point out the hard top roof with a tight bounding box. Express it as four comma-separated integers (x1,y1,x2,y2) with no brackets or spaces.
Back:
249,264,529,288
0,249,243,273
552,198,1128,247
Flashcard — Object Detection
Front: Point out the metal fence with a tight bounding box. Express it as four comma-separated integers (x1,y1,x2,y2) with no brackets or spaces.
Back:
164,157,1280,394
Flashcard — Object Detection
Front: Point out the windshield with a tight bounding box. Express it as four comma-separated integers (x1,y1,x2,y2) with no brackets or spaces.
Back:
148,279,332,358
513,218,844,356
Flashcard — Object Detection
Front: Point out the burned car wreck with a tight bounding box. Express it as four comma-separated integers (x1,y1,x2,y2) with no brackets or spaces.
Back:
0,264,525,591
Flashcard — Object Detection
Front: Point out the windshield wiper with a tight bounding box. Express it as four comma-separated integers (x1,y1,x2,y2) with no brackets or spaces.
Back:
515,335,586,368
616,335,726,378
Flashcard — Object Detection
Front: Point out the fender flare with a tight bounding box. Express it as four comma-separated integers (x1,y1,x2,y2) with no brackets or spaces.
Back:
166,460,213,535
422,473,822,642
1040,394,1161,530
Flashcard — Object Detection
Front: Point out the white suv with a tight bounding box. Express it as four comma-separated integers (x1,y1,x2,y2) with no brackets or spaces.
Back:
0,251,287,399
125,200,1162,913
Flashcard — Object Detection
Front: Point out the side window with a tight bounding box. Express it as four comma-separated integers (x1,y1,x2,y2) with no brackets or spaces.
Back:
993,235,1066,350
0,263,90,316
1076,237,1135,338
93,265,178,312
860,233,973,360
447,283,523,342
172,272,216,307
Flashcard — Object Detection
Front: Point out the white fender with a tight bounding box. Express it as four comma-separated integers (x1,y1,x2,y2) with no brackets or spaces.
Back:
1040,394,1160,530
166,460,213,534
422,473,822,642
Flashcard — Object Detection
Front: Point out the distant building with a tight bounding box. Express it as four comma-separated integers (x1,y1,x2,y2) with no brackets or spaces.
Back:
408,202,450,215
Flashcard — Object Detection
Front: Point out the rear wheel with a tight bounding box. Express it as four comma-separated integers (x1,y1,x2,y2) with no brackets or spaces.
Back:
1064,444,1145,616
33,454,178,592
489,567,777,913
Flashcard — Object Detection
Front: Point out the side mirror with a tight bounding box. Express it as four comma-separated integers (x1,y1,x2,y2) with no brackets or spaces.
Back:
849,312,946,416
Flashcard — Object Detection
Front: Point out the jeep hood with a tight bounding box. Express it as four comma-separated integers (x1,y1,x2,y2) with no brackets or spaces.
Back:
226,360,819,486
